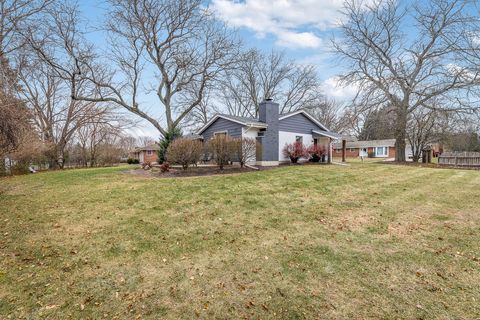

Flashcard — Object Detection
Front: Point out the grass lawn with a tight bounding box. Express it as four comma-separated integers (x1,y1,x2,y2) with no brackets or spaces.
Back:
1,163,479,319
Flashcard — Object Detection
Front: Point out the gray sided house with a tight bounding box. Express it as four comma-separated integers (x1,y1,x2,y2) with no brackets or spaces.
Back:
197,100,339,166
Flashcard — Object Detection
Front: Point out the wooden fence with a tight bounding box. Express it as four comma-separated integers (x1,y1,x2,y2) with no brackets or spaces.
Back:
438,152,480,166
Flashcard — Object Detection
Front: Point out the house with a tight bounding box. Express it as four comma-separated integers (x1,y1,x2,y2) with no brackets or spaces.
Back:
130,143,160,164
196,99,340,166
333,139,398,158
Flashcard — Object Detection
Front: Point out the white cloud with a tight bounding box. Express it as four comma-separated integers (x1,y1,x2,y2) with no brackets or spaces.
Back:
321,77,358,100
210,0,345,48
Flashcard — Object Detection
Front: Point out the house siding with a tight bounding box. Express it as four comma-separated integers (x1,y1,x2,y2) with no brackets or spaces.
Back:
258,101,279,163
279,113,325,134
201,117,243,141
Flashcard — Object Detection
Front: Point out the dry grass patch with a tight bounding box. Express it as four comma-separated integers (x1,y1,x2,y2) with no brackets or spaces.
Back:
1,164,479,319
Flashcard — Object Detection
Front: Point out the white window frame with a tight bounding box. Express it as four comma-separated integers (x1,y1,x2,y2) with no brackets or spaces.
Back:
375,146,388,157
213,130,228,137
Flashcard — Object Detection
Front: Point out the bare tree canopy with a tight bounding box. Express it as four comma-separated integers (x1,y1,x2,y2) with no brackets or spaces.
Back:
29,0,240,137
0,0,53,56
216,49,320,117
334,0,480,161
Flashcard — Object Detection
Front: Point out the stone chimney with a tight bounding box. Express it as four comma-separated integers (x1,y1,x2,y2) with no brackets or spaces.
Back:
257,99,279,165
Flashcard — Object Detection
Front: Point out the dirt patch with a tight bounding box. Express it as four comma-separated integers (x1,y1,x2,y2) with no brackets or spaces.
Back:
122,165,275,178
123,162,331,178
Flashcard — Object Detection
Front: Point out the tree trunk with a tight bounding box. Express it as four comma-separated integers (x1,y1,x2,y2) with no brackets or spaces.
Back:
395,108,408,162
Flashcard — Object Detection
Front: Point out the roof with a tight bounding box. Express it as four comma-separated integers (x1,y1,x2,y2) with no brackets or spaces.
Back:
133,144,160,152
333,139,396,149
197,109,331,135
312,130,342,140
197,114,268,135
218,114,268,127
185,133,204,140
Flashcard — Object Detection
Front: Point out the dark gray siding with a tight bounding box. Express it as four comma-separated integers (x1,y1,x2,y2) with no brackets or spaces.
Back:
201,117,243,141
279,113,324,134
258,101,279,161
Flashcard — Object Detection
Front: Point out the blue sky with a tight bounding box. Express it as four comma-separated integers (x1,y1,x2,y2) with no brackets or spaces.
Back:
76,0,362,138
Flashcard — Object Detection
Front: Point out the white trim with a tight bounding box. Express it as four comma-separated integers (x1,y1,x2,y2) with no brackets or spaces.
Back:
279,110,329,131
256,161,279,166
312,130,340,140
197,114,267,135
213,130,228,136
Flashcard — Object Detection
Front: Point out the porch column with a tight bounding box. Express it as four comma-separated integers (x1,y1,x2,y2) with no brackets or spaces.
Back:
328,139,332,164
342,139,346,162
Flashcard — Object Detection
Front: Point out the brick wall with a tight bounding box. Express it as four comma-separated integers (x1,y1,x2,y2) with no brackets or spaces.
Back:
388,147,396,158
333,148,359,157
143,150,159,163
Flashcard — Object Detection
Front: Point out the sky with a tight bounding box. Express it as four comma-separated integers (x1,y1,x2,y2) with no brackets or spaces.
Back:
77,0,360,139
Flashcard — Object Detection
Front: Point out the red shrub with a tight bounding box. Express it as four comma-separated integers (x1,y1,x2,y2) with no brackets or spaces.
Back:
283,142,308,163
160,162,170,173
307,145,327,162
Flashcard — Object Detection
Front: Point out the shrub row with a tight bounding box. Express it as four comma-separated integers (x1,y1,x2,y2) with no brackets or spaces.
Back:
165,136,258,170
282,142,327,163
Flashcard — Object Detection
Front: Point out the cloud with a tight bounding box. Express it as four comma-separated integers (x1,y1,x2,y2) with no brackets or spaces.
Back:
210,0,345,48
321,77,358,100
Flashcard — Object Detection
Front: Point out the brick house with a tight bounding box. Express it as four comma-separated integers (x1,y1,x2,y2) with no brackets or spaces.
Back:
130,144,160,164
333,139,399,158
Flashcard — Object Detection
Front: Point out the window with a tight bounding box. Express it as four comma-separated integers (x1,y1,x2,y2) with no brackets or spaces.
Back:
295,136,303,144
147,150,153,155
214,131,227,137
375,147,388,157
313,138,318,146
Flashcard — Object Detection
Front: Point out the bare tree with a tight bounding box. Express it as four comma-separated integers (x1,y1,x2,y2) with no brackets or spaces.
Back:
29,0,240,137
305,97,345,132
76,119,125,167
119,135,137,157
231,137,257,168
407,108,447,162
137,136,156,147
17,60,116,168
0,0,53,56
217,49,320,117
334,0,480,161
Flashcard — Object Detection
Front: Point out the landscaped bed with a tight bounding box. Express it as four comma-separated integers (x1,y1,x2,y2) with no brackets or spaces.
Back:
127,165,264,178
1,163,479,319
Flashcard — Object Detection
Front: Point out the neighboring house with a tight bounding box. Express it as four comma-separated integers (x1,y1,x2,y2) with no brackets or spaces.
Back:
196,99,340,166
130,144,160,164
333,139,417,159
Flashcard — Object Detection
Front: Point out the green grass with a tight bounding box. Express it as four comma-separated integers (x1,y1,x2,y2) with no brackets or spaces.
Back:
1,163,479,319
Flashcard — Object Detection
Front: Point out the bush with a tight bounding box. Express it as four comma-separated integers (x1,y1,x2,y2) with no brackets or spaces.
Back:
308,145,327,162
283,142,308,163
160,162,170,173
230,137,258,168
208,135,234,169
127,158,139,164
158,127,182,164
166,138,203,170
